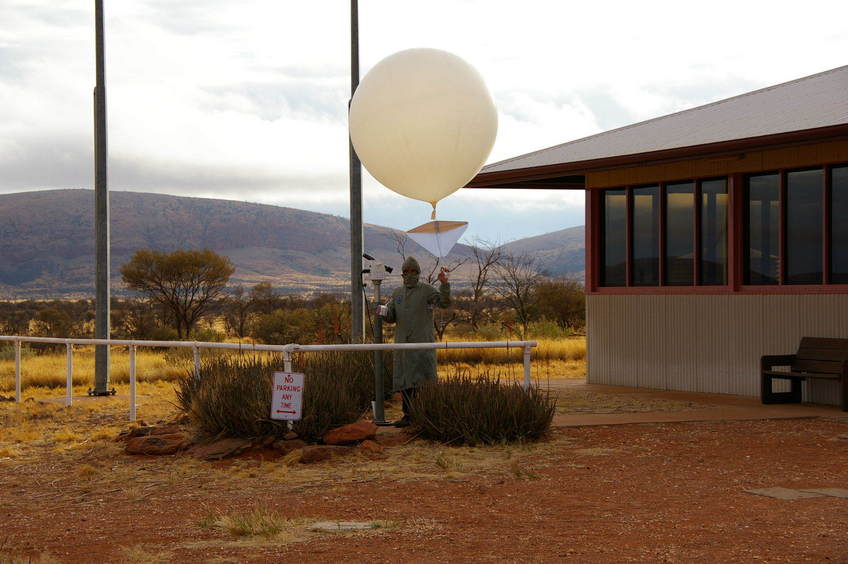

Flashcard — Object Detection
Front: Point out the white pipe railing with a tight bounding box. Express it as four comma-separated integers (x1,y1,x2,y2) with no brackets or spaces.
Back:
1,335,537,422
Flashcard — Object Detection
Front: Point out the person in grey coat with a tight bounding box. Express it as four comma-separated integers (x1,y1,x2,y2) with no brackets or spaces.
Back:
380,256,451,426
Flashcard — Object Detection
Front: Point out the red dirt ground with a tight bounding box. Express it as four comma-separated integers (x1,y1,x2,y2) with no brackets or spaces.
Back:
3,417,848,563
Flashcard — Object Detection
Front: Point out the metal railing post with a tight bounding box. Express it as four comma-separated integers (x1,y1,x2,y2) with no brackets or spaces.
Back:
129,344,137,423
14,340,21,403
65,342,73,407
523,345,532,391
284,350,293,373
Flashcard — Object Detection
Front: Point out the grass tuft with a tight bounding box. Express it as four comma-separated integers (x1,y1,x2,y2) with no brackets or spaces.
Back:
201,507,296,538
176,352,379,443
409,367,557,446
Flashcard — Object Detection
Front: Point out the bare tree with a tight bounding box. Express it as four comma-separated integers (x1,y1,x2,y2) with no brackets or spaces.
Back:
467,239,503,331
493,252,540,339
223,285,253,339
391,231,409,261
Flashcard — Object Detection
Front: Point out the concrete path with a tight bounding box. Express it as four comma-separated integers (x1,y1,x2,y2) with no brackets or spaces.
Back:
548,379,845,427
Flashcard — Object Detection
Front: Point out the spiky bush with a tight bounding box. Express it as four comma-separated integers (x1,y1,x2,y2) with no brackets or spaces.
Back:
409,368,556,445
176,351,386,443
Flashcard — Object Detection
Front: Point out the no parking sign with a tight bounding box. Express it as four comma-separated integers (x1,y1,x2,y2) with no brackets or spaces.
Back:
271,371,304,421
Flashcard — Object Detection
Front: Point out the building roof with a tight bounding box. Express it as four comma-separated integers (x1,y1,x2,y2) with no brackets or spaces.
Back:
471,65,848,185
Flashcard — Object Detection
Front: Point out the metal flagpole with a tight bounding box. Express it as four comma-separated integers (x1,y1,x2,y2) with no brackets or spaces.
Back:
349,0,365,343
92,0,113,396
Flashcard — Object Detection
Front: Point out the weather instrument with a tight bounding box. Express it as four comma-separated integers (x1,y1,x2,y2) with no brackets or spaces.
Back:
349,48,498,257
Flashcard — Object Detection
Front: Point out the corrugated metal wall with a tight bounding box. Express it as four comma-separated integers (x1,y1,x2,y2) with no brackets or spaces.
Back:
587,294,846,404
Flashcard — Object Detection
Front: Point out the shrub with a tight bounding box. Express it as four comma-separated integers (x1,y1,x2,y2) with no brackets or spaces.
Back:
176,351,391,443
528,319,572,340
409,368,556,446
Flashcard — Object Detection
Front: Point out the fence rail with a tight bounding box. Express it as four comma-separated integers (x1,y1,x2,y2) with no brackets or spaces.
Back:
0,335,537,422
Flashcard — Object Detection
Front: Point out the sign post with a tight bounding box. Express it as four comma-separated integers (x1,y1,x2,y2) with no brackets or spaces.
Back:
271,372,304,421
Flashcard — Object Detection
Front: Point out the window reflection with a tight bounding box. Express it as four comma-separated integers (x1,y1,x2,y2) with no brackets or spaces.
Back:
700,179,727,285
786,169,823,284
746,174,780,285
665,182,694,285
632,186,659,286
831,166,848,283
601,189,626,286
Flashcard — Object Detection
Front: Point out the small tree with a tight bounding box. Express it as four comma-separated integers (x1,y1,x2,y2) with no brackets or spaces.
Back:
120,249,234,339
249,281,282,314
494,252,540,339
467,240,503,331
223,286,253,339
533,278,586,331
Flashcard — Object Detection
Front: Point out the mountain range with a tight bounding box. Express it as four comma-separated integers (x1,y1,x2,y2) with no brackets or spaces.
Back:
0,190,584,298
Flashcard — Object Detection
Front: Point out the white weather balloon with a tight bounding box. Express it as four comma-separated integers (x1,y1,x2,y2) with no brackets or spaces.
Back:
349,48,498,215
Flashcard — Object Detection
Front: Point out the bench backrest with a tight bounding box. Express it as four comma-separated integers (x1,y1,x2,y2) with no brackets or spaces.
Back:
793,337,848,374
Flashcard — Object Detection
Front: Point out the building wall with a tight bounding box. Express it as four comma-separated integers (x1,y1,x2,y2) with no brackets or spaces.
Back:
587,293,845,405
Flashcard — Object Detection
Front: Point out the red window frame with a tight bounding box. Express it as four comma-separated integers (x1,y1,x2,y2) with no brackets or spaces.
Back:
587,162,848,295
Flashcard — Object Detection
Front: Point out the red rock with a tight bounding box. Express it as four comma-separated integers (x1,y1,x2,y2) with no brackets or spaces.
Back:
150,425,185,436
188,438,253,461
359,440,385,455
272,439,307,454
300,445,353,464
125,433,190,455
258,435,276,447
322,421,377,445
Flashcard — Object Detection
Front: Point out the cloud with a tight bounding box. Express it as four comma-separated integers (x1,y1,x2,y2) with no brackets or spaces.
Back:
2,0,848,244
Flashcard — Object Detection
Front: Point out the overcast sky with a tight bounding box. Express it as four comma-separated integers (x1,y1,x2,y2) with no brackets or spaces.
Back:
1,1,847,243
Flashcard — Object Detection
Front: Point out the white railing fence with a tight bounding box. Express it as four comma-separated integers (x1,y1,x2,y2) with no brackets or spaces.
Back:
0,336,537,422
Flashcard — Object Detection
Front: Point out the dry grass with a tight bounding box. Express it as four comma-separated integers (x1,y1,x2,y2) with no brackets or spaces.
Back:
437,337,585,365
0,338,586,393
0,552,60,564
199,508,303,538
0,347,186,391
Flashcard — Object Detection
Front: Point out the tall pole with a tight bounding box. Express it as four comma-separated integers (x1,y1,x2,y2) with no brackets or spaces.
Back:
92,0,111,395
372,279,386,423
349,0,364,343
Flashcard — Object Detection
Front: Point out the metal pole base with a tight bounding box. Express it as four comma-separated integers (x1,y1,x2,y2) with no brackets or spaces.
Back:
87,387,117,397
374,419,395,427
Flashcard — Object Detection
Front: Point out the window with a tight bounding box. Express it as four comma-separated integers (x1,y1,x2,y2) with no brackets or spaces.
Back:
745,173,780,285
786,169,823,284
601,189,627,286
831,166,848,283
700,179,728,285
632,186,659,286
598,164,848,290
665,182,695,286
741,166,848,286
599,178,727,287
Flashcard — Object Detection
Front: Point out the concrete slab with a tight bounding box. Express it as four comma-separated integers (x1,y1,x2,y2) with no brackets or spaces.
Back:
547,379,845,427
799,488,848,498
744,488,826,500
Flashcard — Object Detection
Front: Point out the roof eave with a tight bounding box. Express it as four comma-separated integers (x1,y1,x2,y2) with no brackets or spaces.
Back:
465,123,848,189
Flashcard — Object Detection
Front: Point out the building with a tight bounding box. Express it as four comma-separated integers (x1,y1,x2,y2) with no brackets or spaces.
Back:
467,65,848,405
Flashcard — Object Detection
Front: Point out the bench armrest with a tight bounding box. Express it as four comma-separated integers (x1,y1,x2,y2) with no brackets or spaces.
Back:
761,354,796,371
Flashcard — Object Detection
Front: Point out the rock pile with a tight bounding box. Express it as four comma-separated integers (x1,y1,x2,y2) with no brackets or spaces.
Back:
118,419,389,464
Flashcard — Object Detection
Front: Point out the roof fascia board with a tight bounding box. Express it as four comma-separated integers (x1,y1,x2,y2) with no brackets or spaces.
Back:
466,123,848,189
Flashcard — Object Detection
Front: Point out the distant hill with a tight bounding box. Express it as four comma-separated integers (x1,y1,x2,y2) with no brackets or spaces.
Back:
502,225,584,278
0,190,584,298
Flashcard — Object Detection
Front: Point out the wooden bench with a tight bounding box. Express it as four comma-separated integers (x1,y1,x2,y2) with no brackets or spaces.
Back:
761,337,848,411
